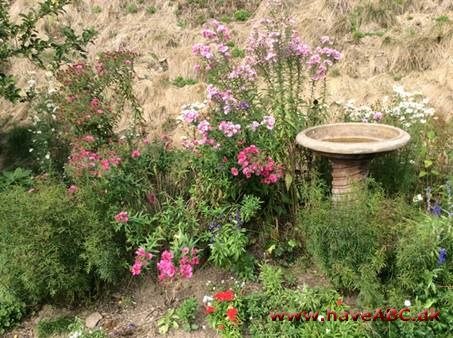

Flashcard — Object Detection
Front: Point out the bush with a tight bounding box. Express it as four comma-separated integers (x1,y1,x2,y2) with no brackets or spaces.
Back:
0,182,88,305
0,0,96,102
297,178,412,303
0,292,25,335
233,9,251,21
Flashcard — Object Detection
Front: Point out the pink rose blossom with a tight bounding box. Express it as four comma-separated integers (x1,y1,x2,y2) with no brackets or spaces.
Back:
114,211,129,223
131,261,142,276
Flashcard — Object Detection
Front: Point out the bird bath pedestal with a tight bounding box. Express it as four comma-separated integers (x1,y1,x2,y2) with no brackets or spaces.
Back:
296,123,410,201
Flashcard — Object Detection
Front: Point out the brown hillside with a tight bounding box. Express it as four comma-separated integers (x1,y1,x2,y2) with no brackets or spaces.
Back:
3,0,453,139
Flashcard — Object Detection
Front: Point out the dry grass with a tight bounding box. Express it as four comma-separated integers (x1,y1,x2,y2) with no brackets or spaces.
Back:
389,19,453,73
2,0,452,137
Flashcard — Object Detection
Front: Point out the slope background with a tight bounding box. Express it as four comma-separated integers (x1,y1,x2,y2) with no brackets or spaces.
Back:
3,0,453,141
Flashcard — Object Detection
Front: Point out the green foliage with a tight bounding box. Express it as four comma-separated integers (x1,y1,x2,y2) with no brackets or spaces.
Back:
175,297,199,332
29,51,144,173
0,292,25,335
68,318,107,338
209,221,248,268
0,0,96,102
146,6,157,15
0,125,36,171
394,215,452,295
206,265,370,337
171,76,197,87
92,5,102,14
435,15,449,23
126,3,139,14
157,308,180,334
298,179,396,299
0,167,33,191
36,316,76,338
231,47,245,58
0,182,91,305
233,9,251,22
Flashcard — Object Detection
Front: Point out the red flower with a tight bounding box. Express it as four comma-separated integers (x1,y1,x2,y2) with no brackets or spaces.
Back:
217,324,225,331
214,290,235,302
205,305,215,315
336,298,343,305
226,307,238,322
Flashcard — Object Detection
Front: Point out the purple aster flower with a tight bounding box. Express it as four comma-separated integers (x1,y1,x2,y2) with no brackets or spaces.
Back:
235,209,243,228
437,248,447,265
238,100,250,111
431,201,442,217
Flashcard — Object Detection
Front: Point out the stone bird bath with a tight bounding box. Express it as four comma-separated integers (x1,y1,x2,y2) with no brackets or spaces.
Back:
296,123,410,200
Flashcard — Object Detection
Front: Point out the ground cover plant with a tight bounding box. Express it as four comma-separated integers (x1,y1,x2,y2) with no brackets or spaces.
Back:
0,0,452,337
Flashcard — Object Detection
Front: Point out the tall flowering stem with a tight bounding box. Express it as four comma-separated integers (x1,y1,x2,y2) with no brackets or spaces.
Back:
184,3,340,218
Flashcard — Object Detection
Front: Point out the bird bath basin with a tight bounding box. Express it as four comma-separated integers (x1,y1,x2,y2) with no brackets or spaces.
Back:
296,123,410,200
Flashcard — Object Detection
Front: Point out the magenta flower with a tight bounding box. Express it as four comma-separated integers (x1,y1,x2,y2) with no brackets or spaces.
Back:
68,184,78,195
90,98,100,107
114,211,129,223
231,167,239,176
161,250,173,261
82,135,95,143
131,261,142,276
157,259,176,280
131,150,141,158
181,247,190,255
180,263,193,278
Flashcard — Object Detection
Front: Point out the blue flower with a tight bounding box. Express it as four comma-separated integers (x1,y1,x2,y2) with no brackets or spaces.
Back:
235,209,243,228
238,100,250,111
431,201,442,217
437,248,447,265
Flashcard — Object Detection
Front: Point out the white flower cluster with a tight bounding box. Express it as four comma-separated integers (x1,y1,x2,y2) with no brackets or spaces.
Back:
344,85,436,129
344,100,381,123
385,85,435,128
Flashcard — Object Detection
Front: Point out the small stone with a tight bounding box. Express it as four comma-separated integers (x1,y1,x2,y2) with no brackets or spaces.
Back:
86,312,102,329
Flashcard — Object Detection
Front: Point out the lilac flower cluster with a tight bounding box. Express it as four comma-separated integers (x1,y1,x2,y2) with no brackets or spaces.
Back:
246,18,341,81
218,121,241,137
193,20,232,72
207,84,238,114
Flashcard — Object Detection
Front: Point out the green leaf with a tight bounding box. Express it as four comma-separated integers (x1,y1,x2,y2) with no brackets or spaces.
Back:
419,171,427,178
427,131,436,140
424,160,433,168
267,244,276,254
285,173,293,191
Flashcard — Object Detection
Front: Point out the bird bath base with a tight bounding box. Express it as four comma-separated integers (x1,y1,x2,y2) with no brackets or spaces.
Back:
330,157,370,201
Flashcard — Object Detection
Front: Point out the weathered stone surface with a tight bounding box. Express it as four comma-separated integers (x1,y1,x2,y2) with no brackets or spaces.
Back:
296,122,410,200
86,311,102,329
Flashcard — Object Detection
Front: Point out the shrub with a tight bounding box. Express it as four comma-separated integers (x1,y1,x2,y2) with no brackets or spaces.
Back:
171,76,197,87
146,6,157,15
0,183,86,305
0,292,25,335
298,179,403,302
233,9,251,22
29,51,144,174
344,86,451,201
175,297,199,332
0,0,96,102
36,316,76,338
